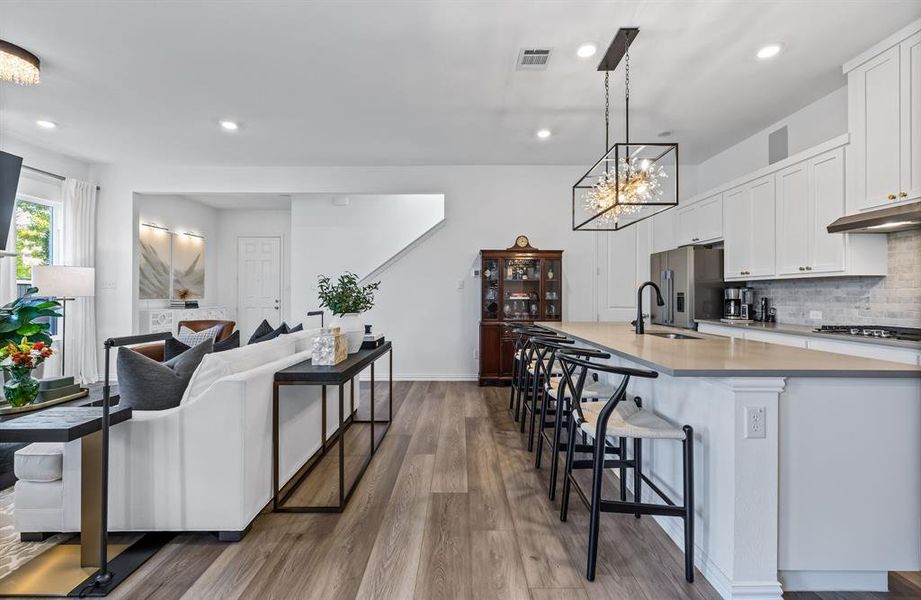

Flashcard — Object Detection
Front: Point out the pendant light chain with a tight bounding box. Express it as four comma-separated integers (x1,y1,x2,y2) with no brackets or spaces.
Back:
624,31,631,144
604,71,610,152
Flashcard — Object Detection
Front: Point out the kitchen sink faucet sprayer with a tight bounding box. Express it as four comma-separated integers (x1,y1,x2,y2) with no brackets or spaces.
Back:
635,281,665,335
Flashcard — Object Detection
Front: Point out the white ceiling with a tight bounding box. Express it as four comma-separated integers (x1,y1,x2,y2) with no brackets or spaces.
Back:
1,1,918,167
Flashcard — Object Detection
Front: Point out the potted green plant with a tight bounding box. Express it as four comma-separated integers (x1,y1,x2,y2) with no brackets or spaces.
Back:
0,288,61,407
317,273,380,354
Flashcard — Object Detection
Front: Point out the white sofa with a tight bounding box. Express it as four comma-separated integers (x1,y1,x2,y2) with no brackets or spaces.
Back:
14,328,350,539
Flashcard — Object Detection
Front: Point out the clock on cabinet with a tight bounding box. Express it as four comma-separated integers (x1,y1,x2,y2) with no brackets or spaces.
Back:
478,238,563,386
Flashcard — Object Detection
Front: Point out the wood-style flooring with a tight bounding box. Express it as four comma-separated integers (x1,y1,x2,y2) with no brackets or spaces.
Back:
67,382,921,599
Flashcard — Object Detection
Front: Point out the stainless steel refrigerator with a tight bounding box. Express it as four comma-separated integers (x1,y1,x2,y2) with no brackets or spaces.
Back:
650,246,724,329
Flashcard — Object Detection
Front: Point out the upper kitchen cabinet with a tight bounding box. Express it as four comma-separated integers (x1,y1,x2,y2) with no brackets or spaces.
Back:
675,193,723,246
651,207,676,253
724,175,775,281
776,148,846,276
845,21,921,211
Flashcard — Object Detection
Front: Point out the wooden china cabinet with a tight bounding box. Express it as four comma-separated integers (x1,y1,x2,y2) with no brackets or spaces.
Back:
478,236,563,386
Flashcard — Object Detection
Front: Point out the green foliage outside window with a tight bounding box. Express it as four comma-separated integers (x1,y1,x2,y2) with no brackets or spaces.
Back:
15,201,53,281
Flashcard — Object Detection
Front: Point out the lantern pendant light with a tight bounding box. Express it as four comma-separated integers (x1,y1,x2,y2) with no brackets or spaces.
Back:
572,28,679,231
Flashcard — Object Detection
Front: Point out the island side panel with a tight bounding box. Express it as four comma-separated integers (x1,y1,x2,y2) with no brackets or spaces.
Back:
778,376,921,590
594,352,785,600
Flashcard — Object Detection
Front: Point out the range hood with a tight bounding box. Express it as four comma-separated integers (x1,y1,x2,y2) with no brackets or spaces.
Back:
827,201,921,234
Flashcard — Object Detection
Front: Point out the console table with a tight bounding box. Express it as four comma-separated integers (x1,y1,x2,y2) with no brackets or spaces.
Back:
273,342,393,513
0,406,167,597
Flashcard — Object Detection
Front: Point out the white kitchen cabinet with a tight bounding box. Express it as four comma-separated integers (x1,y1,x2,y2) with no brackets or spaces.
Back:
901,32,921,203
675,193,722,247
776,149,846,276
809,150,847,273
742,329,808,349
776,161,811,276
846,24,921,210
651,207,676,253
724,176,775,281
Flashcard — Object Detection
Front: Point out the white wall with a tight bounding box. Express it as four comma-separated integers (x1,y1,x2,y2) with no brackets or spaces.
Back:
92,164,595,379
133,194,220,328
696,86,847,191
290,193,444,317
215,208,292,333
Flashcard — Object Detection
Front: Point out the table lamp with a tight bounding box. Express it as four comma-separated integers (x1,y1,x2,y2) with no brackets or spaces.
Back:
31,265,95,376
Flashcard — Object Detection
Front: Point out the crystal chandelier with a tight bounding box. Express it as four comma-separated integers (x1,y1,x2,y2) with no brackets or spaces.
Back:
573,28,678,231
0,40,41,86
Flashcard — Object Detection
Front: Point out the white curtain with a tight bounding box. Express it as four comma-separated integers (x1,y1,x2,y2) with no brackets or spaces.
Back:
62,178,99,383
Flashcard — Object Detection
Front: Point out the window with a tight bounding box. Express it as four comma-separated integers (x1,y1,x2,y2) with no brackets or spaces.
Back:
14,197,62,336
15,197,61,288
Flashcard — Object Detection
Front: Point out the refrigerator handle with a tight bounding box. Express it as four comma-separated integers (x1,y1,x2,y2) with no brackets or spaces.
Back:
664,269,674,324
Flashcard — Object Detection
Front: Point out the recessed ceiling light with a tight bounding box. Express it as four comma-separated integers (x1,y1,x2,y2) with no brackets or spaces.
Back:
576,43,597,59
35,119,57,129
756,44,782,60
219,120,239,131
536,128,552,139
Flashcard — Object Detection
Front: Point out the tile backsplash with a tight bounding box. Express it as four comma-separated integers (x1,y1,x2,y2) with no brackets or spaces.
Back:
747,229,920,327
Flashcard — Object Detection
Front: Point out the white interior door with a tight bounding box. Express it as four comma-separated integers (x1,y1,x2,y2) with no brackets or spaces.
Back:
595,221,651,322
238,236,282,339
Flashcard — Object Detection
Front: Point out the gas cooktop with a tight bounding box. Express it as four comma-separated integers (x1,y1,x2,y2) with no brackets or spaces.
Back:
813,325,921,342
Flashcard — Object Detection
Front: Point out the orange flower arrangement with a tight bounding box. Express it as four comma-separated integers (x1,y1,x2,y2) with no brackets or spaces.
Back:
0,338,54,370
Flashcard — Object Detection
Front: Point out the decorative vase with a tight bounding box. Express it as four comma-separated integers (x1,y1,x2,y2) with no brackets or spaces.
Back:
333,313,364,354
3,366,40,408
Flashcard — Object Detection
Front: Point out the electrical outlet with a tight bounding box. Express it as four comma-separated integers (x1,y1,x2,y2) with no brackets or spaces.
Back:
809,310,822,320
744,406,766,439
457,279,465,290
473,350,479,360
472,269,480,278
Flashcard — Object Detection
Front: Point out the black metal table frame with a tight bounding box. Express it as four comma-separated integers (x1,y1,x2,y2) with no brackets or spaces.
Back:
272,346,393,513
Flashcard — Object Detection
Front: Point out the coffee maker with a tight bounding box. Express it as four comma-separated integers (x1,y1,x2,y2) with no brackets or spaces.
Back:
723,288,742,320
722,287,754,321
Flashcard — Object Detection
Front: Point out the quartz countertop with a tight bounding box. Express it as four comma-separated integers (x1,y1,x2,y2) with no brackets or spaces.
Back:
696,319,921,350
538,321,921,378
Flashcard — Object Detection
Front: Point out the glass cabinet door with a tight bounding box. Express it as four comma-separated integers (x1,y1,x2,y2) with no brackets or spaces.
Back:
482,258,499,319
502,258,541,320
543,258,561,320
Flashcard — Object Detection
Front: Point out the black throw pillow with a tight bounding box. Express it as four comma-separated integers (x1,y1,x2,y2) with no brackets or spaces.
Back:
247,320,273,345
215,330,241,352
165,330,240,361
250,322,289,344
117,339,213,410
288,323,303,333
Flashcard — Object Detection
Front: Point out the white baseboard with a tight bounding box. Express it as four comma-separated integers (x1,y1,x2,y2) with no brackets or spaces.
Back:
779,570,888,592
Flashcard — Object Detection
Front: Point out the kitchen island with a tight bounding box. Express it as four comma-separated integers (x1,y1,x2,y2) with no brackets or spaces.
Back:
540,321,921,600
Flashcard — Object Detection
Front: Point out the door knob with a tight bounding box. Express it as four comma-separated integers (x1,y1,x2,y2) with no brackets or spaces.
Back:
899,191,908,197
888,194,897,200
805,266,812,271
799,266,805,271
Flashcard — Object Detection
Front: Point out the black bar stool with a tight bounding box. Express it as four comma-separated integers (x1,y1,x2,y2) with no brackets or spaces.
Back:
556,352,695,584
507,325,553,416
529,342,618,501
522,335,574,445
513,330,570,427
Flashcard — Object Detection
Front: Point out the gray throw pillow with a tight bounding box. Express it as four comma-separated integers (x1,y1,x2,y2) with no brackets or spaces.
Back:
117,339,214,410
247,320,273,345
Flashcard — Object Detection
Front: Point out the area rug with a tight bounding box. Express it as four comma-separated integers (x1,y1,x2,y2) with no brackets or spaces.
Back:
0,486,66,580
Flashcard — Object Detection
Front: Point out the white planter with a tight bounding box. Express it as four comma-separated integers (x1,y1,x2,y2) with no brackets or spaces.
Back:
332,313,364,354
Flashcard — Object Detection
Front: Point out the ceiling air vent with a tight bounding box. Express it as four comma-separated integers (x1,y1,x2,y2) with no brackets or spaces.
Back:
516,48,552,70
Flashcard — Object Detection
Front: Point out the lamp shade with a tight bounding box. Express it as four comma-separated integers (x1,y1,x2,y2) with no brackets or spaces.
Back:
31,266,95,298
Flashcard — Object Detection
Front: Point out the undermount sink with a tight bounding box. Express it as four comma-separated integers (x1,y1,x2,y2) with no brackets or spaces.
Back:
645,332,702,340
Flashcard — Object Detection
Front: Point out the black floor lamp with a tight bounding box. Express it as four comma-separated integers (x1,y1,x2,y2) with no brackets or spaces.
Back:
32,265,95,376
